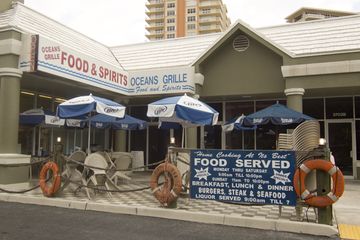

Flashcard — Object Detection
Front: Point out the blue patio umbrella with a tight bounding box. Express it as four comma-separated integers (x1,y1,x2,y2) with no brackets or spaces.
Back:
147,94,218,126
147,94,219,147
57,94,126,154
20,108,65,126
222,114,256,132
243,103,313,127
87,114,147,130
20,108,65,155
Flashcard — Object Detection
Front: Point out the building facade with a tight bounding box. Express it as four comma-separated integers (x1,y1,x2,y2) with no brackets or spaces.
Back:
1,1,360,185
145,0,231,40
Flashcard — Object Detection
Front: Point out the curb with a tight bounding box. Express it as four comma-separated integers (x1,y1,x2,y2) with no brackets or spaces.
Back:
0,193,338,237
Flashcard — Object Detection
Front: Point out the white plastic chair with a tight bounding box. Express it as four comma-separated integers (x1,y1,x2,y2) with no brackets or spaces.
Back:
109,152,132,185
82,152,113,199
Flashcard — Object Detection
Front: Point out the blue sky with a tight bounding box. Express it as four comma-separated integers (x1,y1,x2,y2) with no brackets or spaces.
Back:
25,0,360,46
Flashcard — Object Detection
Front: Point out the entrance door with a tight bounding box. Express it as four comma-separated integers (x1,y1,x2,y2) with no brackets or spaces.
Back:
148,126,170,169
327,121,354,176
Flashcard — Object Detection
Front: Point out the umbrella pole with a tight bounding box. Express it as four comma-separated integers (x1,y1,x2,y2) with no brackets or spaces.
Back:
74,128,77,151
32,127,36,156
50,127,54,153
87,114,91,155
38,126,41,156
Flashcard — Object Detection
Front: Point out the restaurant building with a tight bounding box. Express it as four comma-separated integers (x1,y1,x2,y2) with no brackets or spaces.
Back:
1,1,360,183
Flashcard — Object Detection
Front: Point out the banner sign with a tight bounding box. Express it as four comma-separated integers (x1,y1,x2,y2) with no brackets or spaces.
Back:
19,35,196,96
190,149,297,206
128,67,195,95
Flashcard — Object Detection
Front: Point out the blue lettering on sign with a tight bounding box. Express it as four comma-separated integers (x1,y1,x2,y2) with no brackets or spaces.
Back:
190,149,297,206
130,75,159,86
162,73,187,84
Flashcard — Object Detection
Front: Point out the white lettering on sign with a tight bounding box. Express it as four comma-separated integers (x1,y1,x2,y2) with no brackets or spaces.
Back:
235,159,290,169
194,158,227,167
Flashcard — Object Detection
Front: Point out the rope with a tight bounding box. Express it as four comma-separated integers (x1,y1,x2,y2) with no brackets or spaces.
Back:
0,177,51,194
68,180,152,193
66,158,165,172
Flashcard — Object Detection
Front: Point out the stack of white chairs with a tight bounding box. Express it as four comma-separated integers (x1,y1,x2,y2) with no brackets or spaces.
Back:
278,120,320,165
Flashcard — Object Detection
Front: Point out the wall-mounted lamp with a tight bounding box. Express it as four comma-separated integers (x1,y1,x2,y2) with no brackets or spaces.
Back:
319,138,326,146
170,137,175,144
57,137,62,143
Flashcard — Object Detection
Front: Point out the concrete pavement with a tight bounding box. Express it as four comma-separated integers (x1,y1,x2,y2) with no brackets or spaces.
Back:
1,172,358,238
333,179,360,239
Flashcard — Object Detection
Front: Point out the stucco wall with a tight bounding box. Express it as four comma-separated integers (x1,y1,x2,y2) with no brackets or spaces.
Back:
199,31,284,98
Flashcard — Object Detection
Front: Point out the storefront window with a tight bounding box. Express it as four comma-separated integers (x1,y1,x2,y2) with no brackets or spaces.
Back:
225,101,254,121
355,96,360,118
37,94,53,111
325,97,353,119
303,98,324,119
255,100,286,111
130,106,151,122
20,91,35,112
207,102,223,121
357,121,360,160
204,125,221,149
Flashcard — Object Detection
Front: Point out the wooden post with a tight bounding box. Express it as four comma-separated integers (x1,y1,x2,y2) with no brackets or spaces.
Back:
317,148,332,225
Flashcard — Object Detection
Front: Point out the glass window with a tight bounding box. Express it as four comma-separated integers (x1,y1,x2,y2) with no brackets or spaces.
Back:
325,97,353,119
303,98,324,119
20,91,35,112
167,34,175,38
354,96,360,118
167,10,175,16
187,16,196,22
356,120,360,160
167,18,175,23
187,24,196,30
167,3,175,8
207,102,223,122
167,26,175,31
225,101,254,121
37,94,53,111
187,8,196,14
204,125,221,149
255,100,285,111
130,106,150,122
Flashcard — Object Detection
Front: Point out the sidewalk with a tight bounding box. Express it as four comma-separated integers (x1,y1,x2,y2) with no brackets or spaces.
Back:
333,179,360,239
0,172,348,238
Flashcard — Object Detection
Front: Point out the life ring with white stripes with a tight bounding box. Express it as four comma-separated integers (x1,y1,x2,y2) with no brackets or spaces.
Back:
149,161,182,206
293,159,344,208
39,162,61,197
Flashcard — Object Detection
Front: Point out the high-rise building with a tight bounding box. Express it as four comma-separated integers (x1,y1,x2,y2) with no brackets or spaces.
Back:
286,7,356,23
145,0,231,41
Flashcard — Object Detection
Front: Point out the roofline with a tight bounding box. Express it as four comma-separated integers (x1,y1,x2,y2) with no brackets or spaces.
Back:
191,19,294,68
259,13,360,31
15,2,115,51
285,6,357,20
110,32,221,49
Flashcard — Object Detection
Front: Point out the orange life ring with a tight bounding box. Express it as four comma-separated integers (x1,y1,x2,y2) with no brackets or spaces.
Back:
293,159,344,208
149,161,182,206
39,162,61,197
